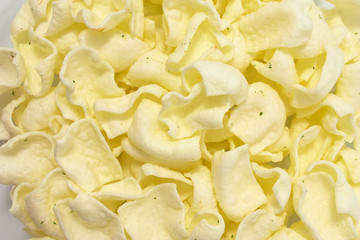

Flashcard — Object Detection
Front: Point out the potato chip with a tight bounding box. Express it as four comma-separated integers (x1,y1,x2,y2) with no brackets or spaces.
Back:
13,27,58,97
117,183,188,240
78,28,149,72
160,60,248,139
212,145,267,222
228,82,286,155
184,165,217,210
70,0,131,31
293,171,358,240
55,119,123,191
0,132,55,185
252,163,291,214
25,168,75,240
267,227,307,240
1,89,27,137
187,210,225,240
21,88,61,132
307,160,360,223
94,84,167,139
59,47,124,117
238,0,313,52
0,48,25,95
127,98,202,171
336,60,360,113
43,0,74,37
54,192,127,240
235,209,284,240
166,13,233,72
163,0,224,47
125,49,184,92
90,177,144,201
9,182,45,237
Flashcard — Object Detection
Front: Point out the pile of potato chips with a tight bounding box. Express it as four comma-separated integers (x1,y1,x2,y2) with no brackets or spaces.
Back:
0,0,360,239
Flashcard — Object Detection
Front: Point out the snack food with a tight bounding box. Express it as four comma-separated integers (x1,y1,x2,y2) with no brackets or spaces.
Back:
0,0,360,239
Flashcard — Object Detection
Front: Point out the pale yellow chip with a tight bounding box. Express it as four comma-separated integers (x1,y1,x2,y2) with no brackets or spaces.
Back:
78,28,149,72
184,165,217,210
293,171,358,240
166,13,233,72
234,209,284,240
13,27,58,97
55,119,123,191
117,183,188,240
9,182,44,237
187,210,225,240
252,163,291,214
127,98,202,171
21,88,61,132
25,168,75,240
238,0,313,52
54,192,127,240
59,47,124,117
0,132,55,185
212,145,267,222
70,0,131,31
125,49,184,92
228,82,286,155
94,84,167,139
163,0,224,47
0,48,25,95
138,163,193,201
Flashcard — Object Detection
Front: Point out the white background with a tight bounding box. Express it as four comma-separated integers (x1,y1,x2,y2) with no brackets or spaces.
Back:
0,1,30,239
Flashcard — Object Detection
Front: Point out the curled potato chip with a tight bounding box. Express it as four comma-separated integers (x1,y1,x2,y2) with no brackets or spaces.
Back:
94,84,167,139
54,192,127,240
10,1,36,38
289,125,345,178
0,48,25,95
296,94,356,143
0,131,55,185
307,160,360,223
267,227,307,240
90,177,144,201
14,27,58,97
55,82,84,122
166,12,233,72
55,119,123,191
127,98,202,171
336,60,360,113
293,171,358,240
212,145,267,222
9,182,44,237
1,89,27,137
291,45,344,108
187,210,225,240
228,82,286,155
21,88,61,132
235,209,284,240
70,0,131,31
160,60,248,139
42,0,74,37
163,0,224,47
60,47,125,117
25,168,76,240
138,163,193,201
59,47,124,117
125,49,184,92
78,28,149,72
117,183,188,240
238,0,313,52
289,1,338,59
252,163,291,214
184,166,217,210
